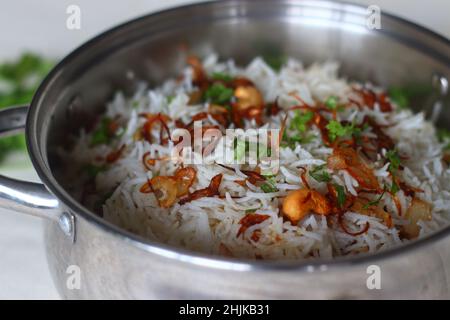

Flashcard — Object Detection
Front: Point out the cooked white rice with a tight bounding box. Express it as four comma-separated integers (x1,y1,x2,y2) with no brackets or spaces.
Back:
60,54,450,260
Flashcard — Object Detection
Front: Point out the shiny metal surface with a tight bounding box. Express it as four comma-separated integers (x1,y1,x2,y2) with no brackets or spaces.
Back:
428,73,449,122
0,107,61,221
2,0,450,298
0,106,29,137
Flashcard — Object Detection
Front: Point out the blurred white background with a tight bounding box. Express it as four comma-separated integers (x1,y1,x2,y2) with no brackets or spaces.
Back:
0,0,449,299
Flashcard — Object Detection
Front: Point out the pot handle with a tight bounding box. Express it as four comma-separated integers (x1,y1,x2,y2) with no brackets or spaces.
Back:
0,106,62,222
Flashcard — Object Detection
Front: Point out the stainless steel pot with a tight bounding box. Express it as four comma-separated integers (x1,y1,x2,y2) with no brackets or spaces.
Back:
1,0,450,299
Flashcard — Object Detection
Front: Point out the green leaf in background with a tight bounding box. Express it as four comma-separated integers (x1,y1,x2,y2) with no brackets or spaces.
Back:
0,53,54,162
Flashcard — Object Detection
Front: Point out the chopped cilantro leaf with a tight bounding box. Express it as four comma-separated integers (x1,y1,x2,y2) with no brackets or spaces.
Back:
282,132,315,148
334,183,346,208
390,181,400,195
204,83,233,105
363,189,386,209
261,176,278,193
325,96,338,110
290,110,314,133
326,120,355,142
309,164,332,183
261,183,278,193
386,149,401,174
91,117,112,146
166,95,175,104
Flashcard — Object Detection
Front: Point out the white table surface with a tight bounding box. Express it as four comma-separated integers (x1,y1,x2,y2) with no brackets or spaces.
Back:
0,0,449,299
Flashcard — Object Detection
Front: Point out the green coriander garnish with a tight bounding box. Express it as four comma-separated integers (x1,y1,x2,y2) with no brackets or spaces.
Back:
281,132,315,148
333,183,346,208
385,150,401,195
91,117,115,146
261,183,278,193
166,95,175,104
386,149,401,174
309,164,332,183
260,176,278,193
326,120,357,142
325,96,338,110
363,189,386,209
390,181,400,195
290,110,314,133
204,83,233,105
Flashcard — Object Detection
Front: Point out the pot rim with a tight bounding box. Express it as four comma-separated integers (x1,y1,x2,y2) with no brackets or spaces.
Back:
27,0,450,272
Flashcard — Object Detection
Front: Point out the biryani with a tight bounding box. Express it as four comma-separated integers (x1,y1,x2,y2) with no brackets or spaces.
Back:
60,54,450,260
